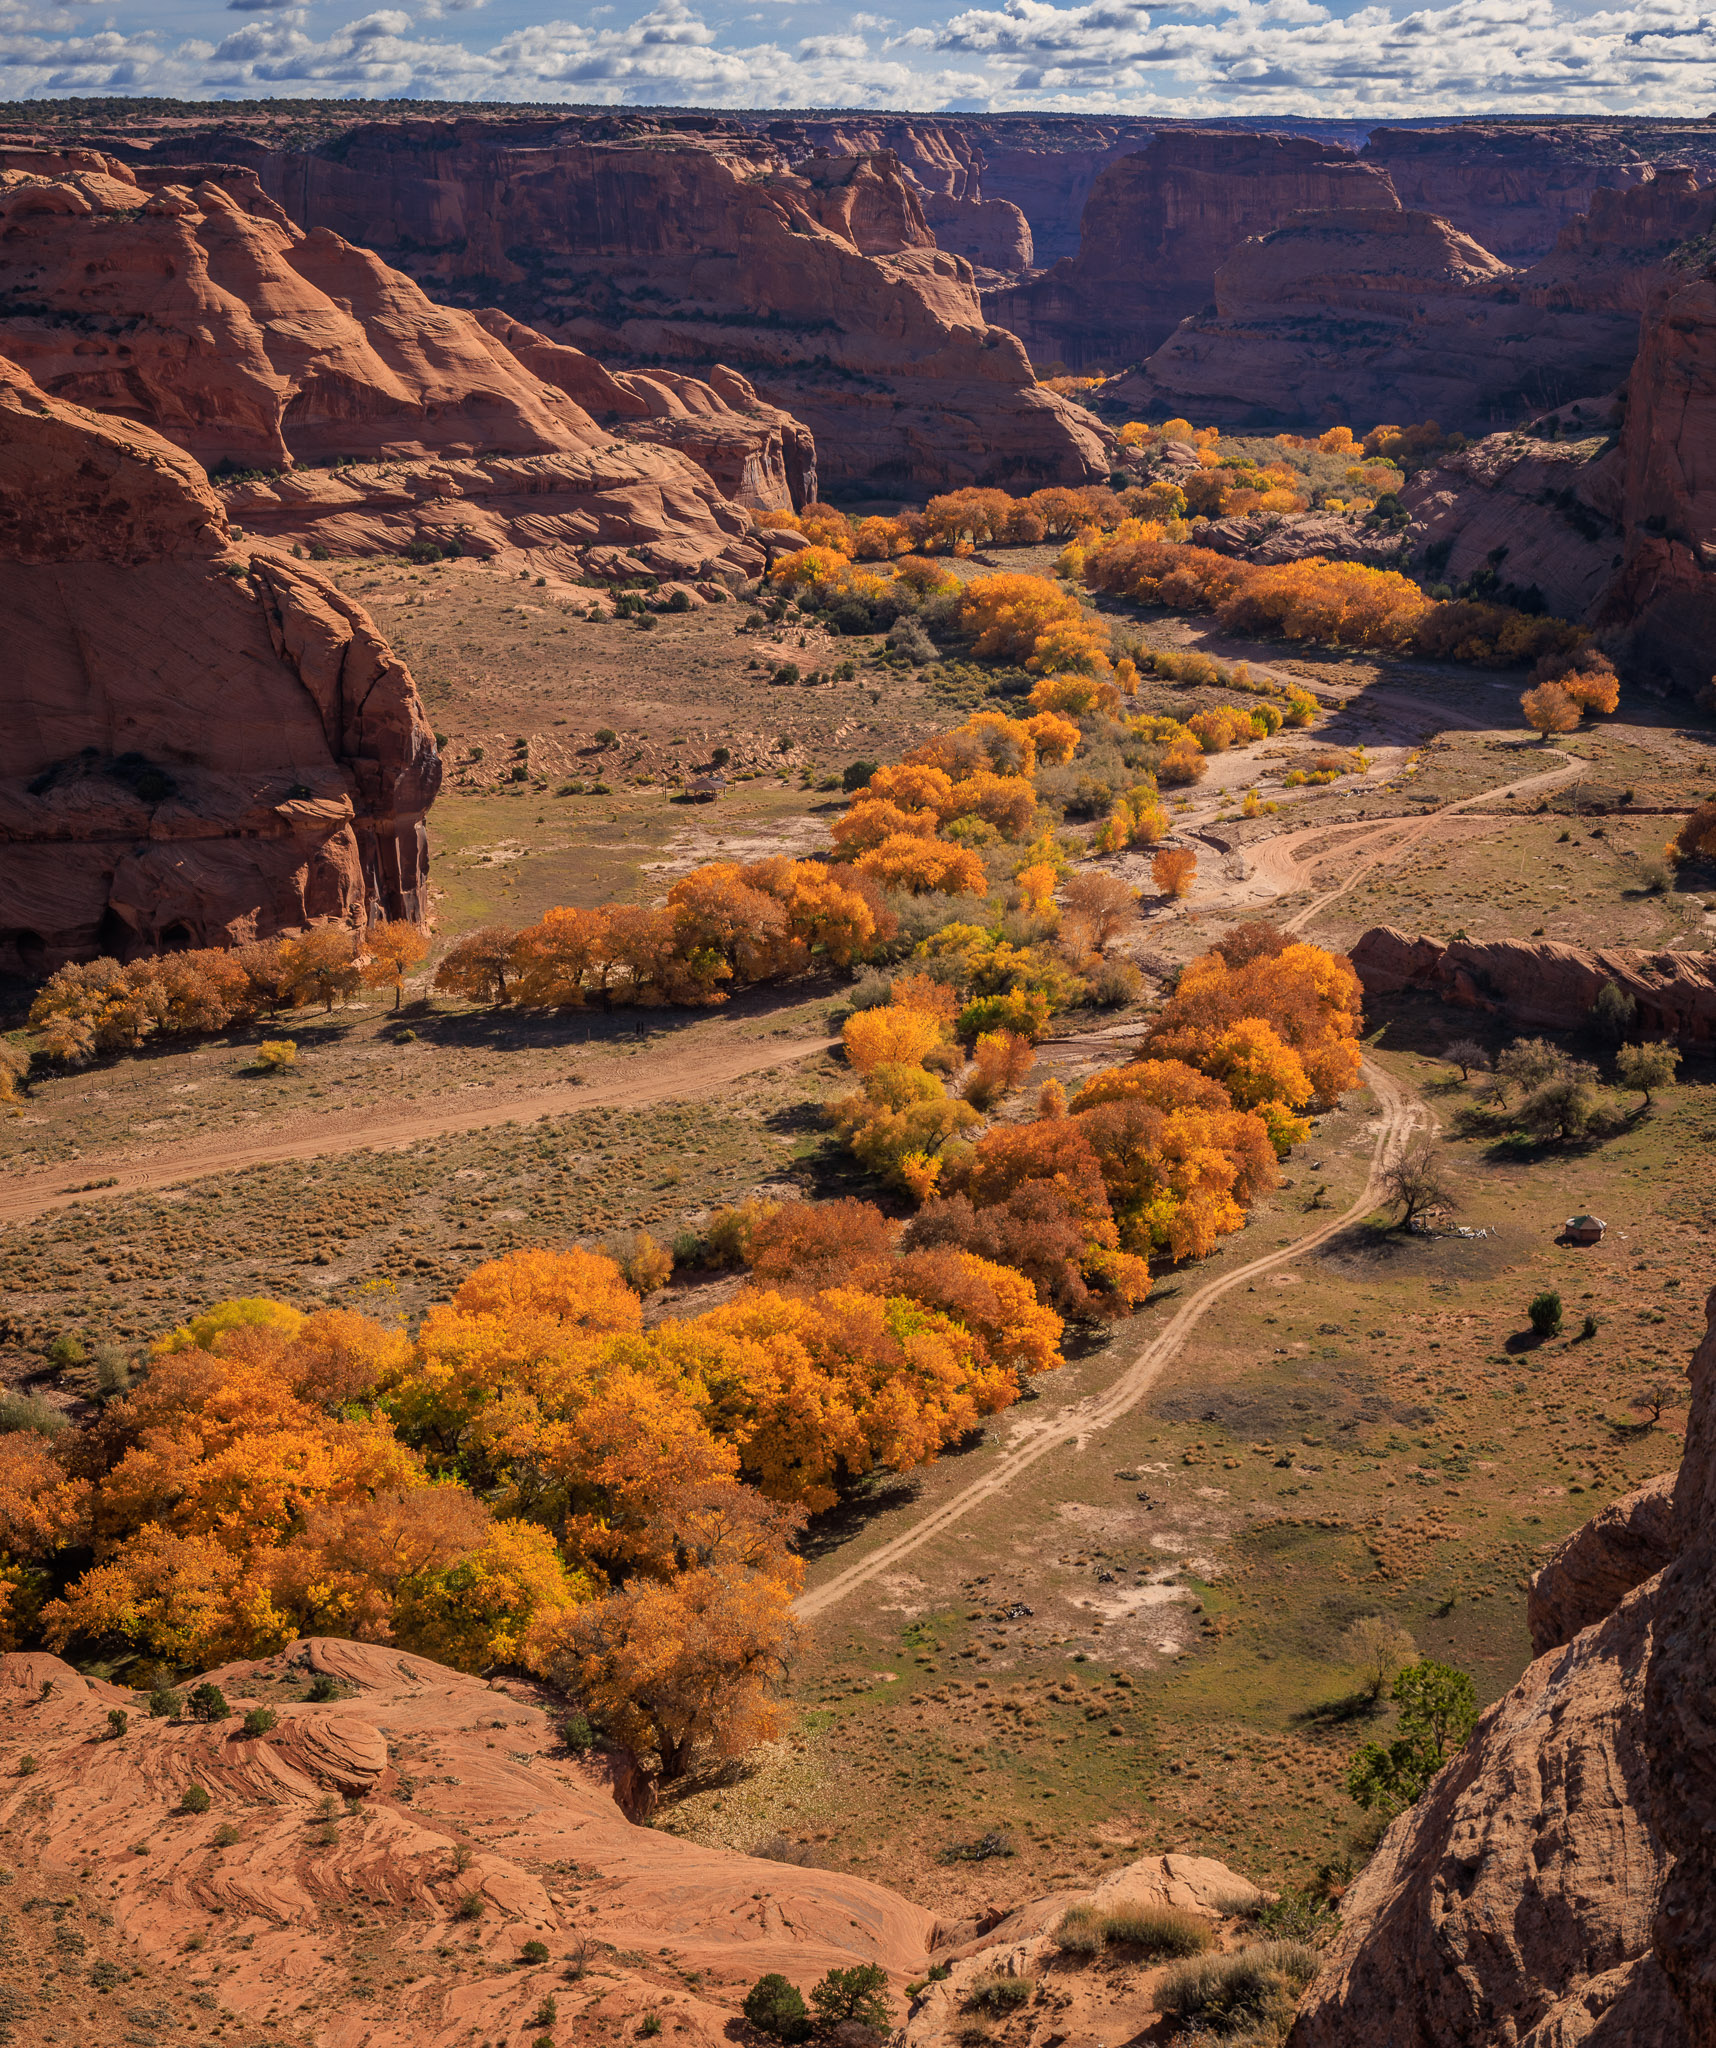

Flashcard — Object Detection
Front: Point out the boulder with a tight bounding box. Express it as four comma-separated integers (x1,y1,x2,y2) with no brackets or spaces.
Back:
985,131,1399,371
1349,927,1716,1045
212,122,1109,492
1528,1474,1678,1654
0,356,439,972
0,148,769,580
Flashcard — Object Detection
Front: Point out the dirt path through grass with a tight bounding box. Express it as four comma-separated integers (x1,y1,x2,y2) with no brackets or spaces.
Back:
0,1031,836,1229
797,1057,1427,1619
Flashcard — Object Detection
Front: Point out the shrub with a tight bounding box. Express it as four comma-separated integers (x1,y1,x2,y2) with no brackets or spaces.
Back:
521,1939,550,1964
1153,847,1197,899
744,1973,813,2042
1528,1290,1564,1337
559,1710,597,1752
0,1393,66,1438
148,1687,183,1719
811,1963,891,2033
16,1755,36,1777
241,1707,277,1737
640,2014,663,2038
939,1829,1017,1863
107,1707,129,1739
536,1996,560,2027
1098,1903,1212,1957
255,1036,297,1071
213,1822,242,1847
1051,1904,1105,1955
1156,1944,1320,2036
180,1783,211,1814
612,1229,673,1296
965,1975,1032,2013
455,1892,486,1920
306,1673,344,1702
187,1683,229,1722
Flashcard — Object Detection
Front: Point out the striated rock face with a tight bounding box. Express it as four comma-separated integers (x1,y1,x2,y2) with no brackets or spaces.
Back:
0,147,772,580
1647,1293,1716,2039
0,1637,937,2046
0,356,438,972
1399,419,1627,623
1599,265,1716,688
240,122,1109,493
1349,928,1716,1044
474,309,817,512
1289,1288,1716,2048
1361,126,1661,262
985,132,1398,371
1124,174,1716,438
1287,1580,1683,2048
1528,1475,1678,1656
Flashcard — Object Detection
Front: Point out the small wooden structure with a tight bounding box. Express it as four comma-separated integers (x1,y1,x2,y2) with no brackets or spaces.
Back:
687,773,727,803
1564,1214,1606,1246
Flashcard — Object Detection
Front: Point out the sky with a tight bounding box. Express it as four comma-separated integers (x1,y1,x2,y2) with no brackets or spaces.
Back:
1,0,1714,115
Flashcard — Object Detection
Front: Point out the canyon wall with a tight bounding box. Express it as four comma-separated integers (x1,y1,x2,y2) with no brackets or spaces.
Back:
0,148,783,577
1349,927,1716,1044
1288,1291,1716,2048
225,122,1108,494
986,131,1399,370
1120,171,1716,436
0,357,439,973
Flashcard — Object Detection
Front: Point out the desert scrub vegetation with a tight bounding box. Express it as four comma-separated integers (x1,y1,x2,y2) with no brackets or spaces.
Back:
1156,1942,1321,2040
1052,1901,1212,1959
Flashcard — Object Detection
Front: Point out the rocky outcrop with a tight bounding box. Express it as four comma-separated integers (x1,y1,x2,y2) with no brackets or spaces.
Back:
474,309,816,511
1194,511,1411,571
0,1637,937,2046
1287,1579,1683,2048
1598,264,1716,688
1528,1475,1678,1655
1361,126,1661,262
1646,1292,1716,2038
0,147,773,580
0,356,438,972
985,132,1399,371
1288,1289,1716,2048
228,122,1109,493
1349,928,1716,1044
1119,171,1716,441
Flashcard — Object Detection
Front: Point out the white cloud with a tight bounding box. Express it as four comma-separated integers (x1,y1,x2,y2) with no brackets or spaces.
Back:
0,0,1710,107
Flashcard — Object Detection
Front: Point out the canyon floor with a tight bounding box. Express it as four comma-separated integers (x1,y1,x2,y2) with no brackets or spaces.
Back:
2,547,1714,1934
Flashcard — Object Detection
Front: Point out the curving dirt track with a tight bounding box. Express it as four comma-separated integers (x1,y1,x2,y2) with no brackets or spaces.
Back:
797,1059,1427,1620
0,1032,837,1230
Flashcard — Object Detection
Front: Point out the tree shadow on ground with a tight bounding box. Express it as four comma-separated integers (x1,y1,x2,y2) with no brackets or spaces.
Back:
798,1475,923,1564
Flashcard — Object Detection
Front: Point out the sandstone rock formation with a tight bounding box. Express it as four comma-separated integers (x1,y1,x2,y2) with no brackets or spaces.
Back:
202,122,1110,493
474,309,817,511
1598,263,1716,687
1360,126,1661,262
0,147,775,579
986,132,1399,370
1119,172,1716,440
0,356,438,972
1349,928,1716,1045
0,1637,937,2046
1645,1292,1716,2039
1288,1288,1716,2048
1528,1474,1677,1655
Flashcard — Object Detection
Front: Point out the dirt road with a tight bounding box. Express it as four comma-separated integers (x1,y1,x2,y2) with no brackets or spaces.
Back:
797,1058,1426,1619
0,1032,836,1230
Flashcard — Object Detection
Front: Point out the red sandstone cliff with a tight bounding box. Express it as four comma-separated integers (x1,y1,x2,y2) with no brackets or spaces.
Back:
984,132,1399,371
1122,173,1716,440
238,122,1109,493
1361,125,1662,262
0,148,781,579
1349,927,1716,1043
1287,1292,1716,2048
0,356,439,973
